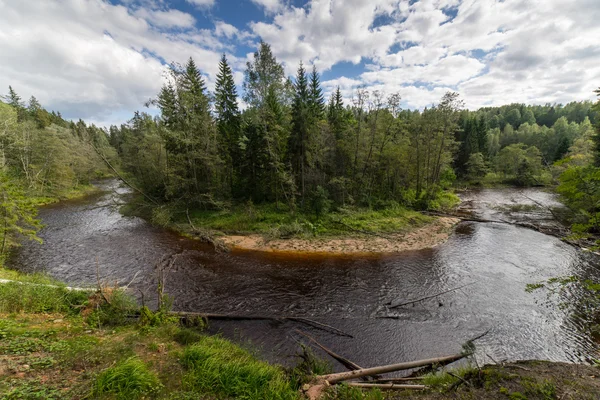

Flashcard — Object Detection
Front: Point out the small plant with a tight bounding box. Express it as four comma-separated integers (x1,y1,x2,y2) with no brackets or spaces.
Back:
91,357,161,399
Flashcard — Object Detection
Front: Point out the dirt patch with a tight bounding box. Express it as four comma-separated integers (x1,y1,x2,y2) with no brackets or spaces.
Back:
221,217,459,255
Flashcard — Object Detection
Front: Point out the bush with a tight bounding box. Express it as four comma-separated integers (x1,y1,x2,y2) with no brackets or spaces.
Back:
91,357,161,399
86,289,139,327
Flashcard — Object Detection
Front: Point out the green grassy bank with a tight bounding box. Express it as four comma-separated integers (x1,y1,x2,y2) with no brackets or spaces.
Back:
2,268,599,399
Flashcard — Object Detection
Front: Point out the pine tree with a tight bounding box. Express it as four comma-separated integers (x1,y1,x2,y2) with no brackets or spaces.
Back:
4,86,23,109
3,86,25,122
215,54,242,195
290,62,310,202
308,65,325,119
157,83,177,128
181,57,208,116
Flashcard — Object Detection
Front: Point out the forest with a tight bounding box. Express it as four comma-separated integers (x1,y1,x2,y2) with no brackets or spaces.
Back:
0,88,115,261
2,41,600,249
105,42,600,235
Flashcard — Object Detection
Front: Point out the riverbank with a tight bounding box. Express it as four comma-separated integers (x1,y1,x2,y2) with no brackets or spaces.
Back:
29,183,100,207
175,203,460,255
2,268,599,400
220,216,458,254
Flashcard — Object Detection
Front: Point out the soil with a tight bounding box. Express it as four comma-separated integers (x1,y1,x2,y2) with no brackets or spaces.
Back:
220,217,459,255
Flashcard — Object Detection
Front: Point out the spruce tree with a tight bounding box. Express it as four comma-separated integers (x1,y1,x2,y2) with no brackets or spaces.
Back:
308,65,325,119
215,54,241,194
290,62,310,202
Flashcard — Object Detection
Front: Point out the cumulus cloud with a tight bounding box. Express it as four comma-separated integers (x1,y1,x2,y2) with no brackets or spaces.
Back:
250,0,600,109
2,0,600,127
133,8,196,29
0,0,240,126
250,0,284,14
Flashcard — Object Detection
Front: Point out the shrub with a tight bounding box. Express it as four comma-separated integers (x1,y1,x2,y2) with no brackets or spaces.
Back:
91,357,161,399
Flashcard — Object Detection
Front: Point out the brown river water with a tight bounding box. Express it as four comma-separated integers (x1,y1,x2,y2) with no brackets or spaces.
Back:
12,181,600,369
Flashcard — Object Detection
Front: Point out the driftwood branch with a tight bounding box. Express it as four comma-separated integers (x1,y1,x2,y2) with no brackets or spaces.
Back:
170,311,352,337
319,353,466,384
388,282,476,309
288,317,353,338
371,377,425,383
295,330,362,372
345,383,426,390
185,208,229,253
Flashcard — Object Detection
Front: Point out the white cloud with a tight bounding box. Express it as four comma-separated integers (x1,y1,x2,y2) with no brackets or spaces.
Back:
250,0,284,14
134,8,196,29
0,0,241,126
215,21,239,38
250,0,600,109
185,0,215,8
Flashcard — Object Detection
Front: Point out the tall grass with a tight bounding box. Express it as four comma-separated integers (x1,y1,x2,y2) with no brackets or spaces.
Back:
180,335,298,400
91,357,161,399
0,281,88,314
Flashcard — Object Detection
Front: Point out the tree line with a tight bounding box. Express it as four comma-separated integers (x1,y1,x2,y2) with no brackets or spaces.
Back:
108,42,600,220
0,87,115,260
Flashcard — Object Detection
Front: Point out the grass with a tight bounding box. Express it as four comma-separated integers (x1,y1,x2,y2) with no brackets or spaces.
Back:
183,202,436,239
28,183,101,207
180,335,299,399
3,267,597,400
91,357,162,399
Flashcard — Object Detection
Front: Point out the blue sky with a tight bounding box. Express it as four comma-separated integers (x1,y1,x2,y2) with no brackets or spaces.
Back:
1,0,599,126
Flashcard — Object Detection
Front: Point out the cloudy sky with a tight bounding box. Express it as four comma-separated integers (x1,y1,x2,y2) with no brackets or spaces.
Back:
1,0,599,126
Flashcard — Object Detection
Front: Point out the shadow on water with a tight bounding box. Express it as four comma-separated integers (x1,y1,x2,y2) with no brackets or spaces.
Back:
11,181,600,368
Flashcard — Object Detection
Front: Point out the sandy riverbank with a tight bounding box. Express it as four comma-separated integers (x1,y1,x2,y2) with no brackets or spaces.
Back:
220,216,459,255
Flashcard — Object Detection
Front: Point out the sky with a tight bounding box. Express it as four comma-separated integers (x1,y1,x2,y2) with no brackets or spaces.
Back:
1,0,599,127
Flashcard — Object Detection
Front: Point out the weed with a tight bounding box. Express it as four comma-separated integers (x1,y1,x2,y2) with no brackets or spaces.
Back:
91,357,162,399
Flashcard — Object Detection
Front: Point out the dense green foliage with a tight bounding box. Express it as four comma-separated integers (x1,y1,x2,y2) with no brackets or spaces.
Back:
555,88,600,234
0,91,115,260
110,42,465,219
108,42,600,227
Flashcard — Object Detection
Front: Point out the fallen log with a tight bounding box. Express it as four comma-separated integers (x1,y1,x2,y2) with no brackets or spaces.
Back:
186,209,229,253
388,282,476,309
346,383,427,390
371,377,425,383
170,311,353,337
319,353,466,384
295,329,363,373
288,317,353,338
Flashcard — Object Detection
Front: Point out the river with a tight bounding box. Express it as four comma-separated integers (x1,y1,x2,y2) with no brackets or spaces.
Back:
11,180,600,369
